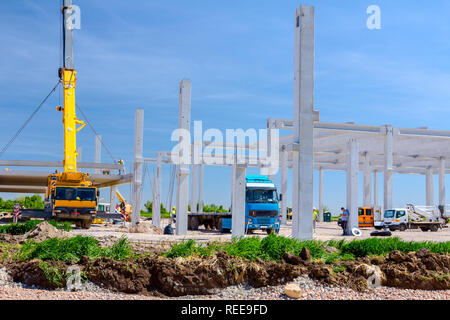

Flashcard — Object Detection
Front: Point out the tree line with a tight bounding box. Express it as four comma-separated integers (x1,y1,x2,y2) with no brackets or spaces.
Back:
0,195,44,211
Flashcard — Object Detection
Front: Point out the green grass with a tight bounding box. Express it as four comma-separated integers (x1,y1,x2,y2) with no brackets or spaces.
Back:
38,261,65,286
340,237,450,257
164,234,450,264
0,220,72,235
164,234,349,263
140,211,172,219
16,236,132,263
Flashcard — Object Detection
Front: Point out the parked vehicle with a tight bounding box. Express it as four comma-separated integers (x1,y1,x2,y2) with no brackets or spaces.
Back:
375,204,448,232
219,175,281,234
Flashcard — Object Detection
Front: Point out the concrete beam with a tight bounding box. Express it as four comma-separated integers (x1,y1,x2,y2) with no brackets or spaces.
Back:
0,160,124,170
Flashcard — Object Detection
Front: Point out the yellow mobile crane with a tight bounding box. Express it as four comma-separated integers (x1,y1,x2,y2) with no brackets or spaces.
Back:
45,1,98,229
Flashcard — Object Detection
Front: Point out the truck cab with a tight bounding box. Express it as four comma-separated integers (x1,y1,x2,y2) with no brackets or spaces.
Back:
381,208,408,231
46,172,98,228
358,207,374,227
221,175,281,234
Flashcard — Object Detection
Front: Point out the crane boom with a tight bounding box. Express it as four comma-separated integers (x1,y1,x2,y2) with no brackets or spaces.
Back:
60,0,85,173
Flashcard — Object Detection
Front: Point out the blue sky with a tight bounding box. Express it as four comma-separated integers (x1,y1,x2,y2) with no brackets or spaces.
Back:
0,0,449,213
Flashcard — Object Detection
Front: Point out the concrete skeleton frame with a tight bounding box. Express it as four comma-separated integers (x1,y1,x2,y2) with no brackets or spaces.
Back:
129,5,450,239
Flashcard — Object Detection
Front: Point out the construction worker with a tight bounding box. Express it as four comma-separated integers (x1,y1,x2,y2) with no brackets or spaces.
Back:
171,206,176,220
313,208,319,232
340,207,350,235
118,159,124,174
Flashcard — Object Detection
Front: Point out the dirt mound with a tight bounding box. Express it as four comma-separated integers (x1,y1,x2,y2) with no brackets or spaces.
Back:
24,222,70,242
7,260,70,289
2,249,449,297
309,250,450,292
122,222,163,235
82,257,152,294
379,249,450,290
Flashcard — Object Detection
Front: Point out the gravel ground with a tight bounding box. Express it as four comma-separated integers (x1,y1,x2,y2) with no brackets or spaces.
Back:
1,266,448,300
182,276,450,301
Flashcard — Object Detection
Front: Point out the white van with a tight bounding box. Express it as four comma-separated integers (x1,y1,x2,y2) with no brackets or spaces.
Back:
379,208,408,231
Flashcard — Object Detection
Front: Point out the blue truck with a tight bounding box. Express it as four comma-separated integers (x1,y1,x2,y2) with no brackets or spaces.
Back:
219,175,281,234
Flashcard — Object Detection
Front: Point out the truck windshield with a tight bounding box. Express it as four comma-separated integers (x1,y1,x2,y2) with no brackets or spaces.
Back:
55,187,96,201
246,189,278,203
384,210,395,218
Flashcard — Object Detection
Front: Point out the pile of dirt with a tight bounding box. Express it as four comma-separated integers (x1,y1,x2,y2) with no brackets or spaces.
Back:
292,249,450,292
4,251,302,297
2,247,449,297
7,260,70,290
379,249,450,290
23,222,71,242
0,222,71,245
123,222,163,235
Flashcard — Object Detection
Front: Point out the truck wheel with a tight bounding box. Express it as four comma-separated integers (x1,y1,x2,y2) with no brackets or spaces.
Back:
430,224,439,232
420,227,429,232
374,226,383,230
399,224,407,232
266,229,274,235
81,220,92,229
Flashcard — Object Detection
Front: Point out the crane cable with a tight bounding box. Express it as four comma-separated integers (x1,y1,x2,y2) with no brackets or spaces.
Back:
75,103,116,163
0,81,60,159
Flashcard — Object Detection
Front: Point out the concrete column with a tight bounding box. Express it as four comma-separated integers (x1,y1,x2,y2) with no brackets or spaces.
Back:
318,168,324,222
198,164,204,212
190,165,198,212
109,186,117,213
373,170,380,220
384,126,393,212
153,156,162,227
175,80,191,235
346,139,359,235
131,109,144,226
439,158,446,208
373,170,378,208
280,147,288,225
426,167,434,206
363,152,372,207
232,165,247,238
231,165,236,212
292,6,315,240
